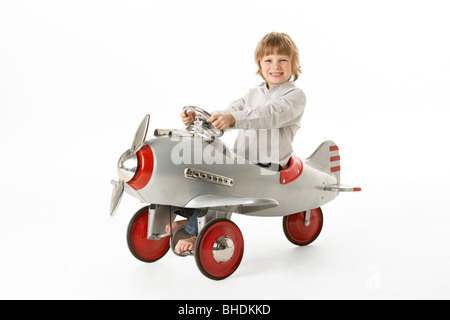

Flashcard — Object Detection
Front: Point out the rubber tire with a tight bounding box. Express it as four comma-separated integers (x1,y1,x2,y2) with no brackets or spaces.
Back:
283,207,323,246
195,219,244,280
127,206,170,262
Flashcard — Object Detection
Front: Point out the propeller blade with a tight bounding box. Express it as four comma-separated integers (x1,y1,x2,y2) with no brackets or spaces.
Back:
131,114,150,153
110,180,125,216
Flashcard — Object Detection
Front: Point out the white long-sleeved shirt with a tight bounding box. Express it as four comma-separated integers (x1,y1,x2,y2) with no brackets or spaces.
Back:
214,81,306,168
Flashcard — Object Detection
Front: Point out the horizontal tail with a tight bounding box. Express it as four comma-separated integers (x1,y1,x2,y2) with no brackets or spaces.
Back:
307,140,341,184
323,184,361,192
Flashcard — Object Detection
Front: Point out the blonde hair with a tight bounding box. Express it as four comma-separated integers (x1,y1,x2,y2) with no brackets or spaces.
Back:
254,32,302,81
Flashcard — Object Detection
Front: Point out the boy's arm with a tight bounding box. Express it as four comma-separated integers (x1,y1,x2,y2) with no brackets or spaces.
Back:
212,97,245,115
209,97,245,130
232,89,306,130
208,113,235,130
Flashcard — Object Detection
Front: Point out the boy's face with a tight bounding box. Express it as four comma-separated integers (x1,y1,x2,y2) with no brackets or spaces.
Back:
260,53,292,88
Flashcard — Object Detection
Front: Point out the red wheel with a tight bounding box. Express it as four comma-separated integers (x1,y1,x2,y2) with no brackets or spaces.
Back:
127,207,170,262
283,208,323,246
195,219,244,280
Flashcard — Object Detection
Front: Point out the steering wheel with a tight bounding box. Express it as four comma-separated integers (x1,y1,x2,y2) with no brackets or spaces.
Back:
183,106,224,141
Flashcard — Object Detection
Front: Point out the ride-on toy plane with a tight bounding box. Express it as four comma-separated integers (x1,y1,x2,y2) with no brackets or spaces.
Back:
110,106,361,280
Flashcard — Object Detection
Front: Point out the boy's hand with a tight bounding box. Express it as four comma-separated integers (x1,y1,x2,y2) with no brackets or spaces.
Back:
180,110,196,126
207,113,235,130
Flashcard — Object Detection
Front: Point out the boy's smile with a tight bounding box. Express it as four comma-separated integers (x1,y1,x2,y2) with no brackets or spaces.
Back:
260,54,292,88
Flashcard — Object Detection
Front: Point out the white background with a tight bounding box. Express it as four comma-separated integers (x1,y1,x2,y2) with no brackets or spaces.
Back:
1,0,449,299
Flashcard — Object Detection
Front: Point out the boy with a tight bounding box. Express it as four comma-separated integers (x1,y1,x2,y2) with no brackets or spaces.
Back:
173,32,306,254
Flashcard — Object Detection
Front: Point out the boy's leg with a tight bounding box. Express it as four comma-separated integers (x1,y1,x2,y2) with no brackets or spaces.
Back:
165,220,188,234
165,206,189,234
184,208,202,236
175,208,202,254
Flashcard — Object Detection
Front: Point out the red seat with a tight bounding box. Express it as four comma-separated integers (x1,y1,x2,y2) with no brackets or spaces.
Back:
280,155,303,184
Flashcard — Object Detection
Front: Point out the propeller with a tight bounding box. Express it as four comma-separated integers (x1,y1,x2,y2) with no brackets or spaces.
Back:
110,114,150,216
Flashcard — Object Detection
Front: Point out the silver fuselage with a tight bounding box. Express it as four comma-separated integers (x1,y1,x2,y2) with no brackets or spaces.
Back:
123,135,338,217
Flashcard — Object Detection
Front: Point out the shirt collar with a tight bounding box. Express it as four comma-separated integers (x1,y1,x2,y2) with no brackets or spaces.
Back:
259,81,296,93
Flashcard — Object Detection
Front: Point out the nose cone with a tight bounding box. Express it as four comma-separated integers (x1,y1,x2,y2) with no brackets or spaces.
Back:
117,149,138,182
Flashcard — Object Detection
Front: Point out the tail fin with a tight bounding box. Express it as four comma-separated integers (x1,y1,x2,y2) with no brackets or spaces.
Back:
307,140,341,184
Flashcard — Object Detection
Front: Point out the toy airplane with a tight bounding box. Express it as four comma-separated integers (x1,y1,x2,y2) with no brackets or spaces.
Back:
110,106,361,280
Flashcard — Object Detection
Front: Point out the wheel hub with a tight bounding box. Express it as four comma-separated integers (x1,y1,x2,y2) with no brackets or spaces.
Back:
212,236,234,263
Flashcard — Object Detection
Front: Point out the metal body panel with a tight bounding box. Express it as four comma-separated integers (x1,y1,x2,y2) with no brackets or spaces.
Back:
130,136,339,217
185,194,279,214
147,204,175,240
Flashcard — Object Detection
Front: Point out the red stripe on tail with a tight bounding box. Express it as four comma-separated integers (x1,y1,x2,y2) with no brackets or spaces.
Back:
330,166,341,172
329,146,339,151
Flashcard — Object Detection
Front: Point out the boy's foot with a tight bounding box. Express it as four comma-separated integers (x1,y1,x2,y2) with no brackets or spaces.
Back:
165,219,188,234
175,236,196,254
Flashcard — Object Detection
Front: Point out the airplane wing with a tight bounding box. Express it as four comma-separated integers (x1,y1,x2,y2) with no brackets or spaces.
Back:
323,184,362,192
185,194,279,213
